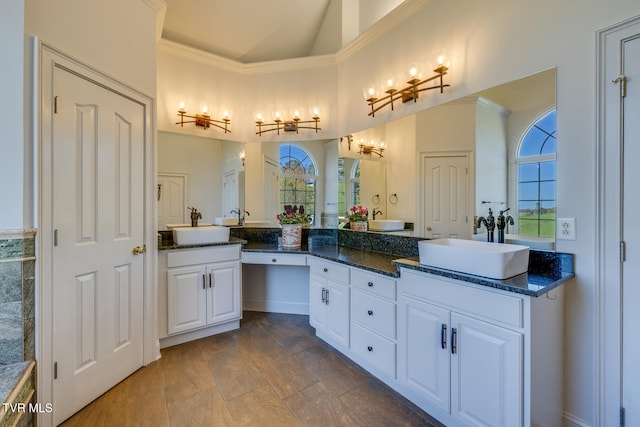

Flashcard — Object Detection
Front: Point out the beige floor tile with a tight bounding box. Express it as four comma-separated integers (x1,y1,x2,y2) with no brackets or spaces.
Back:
225,383,299,427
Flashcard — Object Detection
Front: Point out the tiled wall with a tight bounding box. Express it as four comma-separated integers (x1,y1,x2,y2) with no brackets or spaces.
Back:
0,230,36,365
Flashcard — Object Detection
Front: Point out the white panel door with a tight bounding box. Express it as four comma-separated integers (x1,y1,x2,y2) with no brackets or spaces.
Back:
264,157,280,223
622,33,640,426
158,173,186,226
222,169,239,216
423,155,469,239
450,313,522,427
52,66,145,424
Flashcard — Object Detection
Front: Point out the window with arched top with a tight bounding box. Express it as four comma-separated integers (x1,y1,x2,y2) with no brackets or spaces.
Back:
280,144,317,224
517,109,556,238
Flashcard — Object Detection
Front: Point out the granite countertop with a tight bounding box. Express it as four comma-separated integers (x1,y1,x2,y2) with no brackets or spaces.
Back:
392,257,574,297
158,236,246,250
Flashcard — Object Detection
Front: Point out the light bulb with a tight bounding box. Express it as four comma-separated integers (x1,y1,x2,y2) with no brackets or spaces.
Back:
178,101,186,112
222,110,229,120
202,106,209,115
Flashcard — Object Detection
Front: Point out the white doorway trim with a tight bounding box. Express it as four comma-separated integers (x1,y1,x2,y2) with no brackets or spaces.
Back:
596,15,640,427
37,42,159,427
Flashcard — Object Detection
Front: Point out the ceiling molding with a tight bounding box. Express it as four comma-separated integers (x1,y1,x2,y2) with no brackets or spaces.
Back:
142,0,167,42
158,39,337,74
336,0,430,64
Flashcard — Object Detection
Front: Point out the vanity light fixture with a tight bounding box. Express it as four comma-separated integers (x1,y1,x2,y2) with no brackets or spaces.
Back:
255,108,321,136
358,139,385,158
239,150,245,166
364,51,450,117
176,102,231,133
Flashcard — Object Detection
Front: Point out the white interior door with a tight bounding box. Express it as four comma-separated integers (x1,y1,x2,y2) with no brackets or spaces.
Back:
158,173,186,226
423,155,469,239
222,169,238,217
52,65,145,424
622,33,640,426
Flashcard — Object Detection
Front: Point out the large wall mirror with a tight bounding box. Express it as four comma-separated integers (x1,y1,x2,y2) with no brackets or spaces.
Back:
335,67,556,249
157,131,245,228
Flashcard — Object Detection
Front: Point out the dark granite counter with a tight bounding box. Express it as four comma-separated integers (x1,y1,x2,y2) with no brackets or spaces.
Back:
393,249,574,297
159,227,574,297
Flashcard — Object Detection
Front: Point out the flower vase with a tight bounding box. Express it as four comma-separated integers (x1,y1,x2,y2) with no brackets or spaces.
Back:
281,224,303,248
350,221,368,231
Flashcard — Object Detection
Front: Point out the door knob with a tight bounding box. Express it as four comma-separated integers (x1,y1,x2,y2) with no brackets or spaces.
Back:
132,244,147,255
426,226,432,231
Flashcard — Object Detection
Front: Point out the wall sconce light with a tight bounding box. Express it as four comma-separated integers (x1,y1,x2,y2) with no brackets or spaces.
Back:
255,108,321,136
239,150,245,166
364,51,450,117
358,139,385,157
176,102,231,133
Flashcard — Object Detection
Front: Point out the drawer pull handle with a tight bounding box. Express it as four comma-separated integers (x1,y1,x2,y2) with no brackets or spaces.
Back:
441,324,447,349
322,288,326,304
368,281,374,287
367,346,373,352
325,289,329,305
323,267,328,272
202,274,206,290
272,258,277,263
367,310,373,316
209,273,213,288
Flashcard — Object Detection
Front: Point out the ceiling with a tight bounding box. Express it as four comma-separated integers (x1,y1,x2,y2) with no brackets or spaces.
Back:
161,0,404,64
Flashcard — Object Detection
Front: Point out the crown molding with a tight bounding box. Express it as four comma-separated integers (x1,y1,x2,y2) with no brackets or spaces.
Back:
142,0,167,42
336,0,430,63
158,39,337,74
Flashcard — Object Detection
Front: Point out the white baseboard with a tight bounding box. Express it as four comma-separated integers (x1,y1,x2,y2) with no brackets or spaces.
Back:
243,299,309,315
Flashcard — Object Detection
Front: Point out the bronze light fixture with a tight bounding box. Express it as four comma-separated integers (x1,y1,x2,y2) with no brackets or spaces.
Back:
176,103,231,133
358,139,385,158
364,53,450,117
255,109,321,136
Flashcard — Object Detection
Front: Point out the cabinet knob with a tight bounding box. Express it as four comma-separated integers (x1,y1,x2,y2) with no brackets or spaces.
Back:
272,258,277,263
368,281,374,287
323,267,328,272
367,346,373,352
367,310,373,316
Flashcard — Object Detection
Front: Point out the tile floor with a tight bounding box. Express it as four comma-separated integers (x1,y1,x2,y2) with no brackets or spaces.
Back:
61,311,443,426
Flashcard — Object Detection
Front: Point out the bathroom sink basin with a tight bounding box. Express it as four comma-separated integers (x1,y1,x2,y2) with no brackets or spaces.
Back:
369,219,405,231
166,223,212,230
172,226,230,245
214,217,239,226
418,238,530,279
472,233,555,251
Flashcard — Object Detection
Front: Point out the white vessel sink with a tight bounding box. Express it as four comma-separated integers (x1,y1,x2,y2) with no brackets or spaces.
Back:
214,217,239,226
418,238,530,279
166,223,212,230
369,219,405,231
472,233,555,251
172,225,230,245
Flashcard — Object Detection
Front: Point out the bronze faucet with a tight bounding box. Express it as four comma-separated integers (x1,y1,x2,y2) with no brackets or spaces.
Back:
372,209,383,220
188,207,202,227
476,208,496,242
496,208,514,244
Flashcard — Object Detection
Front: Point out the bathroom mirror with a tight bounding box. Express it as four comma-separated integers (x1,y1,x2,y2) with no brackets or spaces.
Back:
335,68,556,248
337,156,386,221
157,131,245,228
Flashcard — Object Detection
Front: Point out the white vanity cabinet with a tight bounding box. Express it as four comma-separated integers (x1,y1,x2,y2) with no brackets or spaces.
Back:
159,245,241,347
349,269,397,379
308,257,350,349
397,268,564,427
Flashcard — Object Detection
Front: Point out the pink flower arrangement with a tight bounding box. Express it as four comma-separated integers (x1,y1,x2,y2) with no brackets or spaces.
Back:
347,205,368,222
277,205,311,225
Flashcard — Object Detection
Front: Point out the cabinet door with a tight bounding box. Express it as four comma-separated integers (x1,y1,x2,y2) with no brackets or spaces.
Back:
398,296,450,413
326,281,350,348
450,312,522,427
167,265,207,334
309,274,327,331
206,261,240,325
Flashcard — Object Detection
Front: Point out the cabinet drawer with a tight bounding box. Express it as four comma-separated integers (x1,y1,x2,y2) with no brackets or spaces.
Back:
351,268,396,301
399,269,523,328
167,245,240,268
307,257,349,284
351,289,396,339
242,252,307,266
351,323,396,378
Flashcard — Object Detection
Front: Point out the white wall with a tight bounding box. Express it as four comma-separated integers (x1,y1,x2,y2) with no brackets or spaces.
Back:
0,0,24,229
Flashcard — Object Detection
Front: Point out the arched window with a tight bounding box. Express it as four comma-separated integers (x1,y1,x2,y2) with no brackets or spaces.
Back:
517,109,556,238
280,144,317,224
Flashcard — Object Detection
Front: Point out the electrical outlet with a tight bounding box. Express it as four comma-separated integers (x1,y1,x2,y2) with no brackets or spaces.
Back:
557,218,576,240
